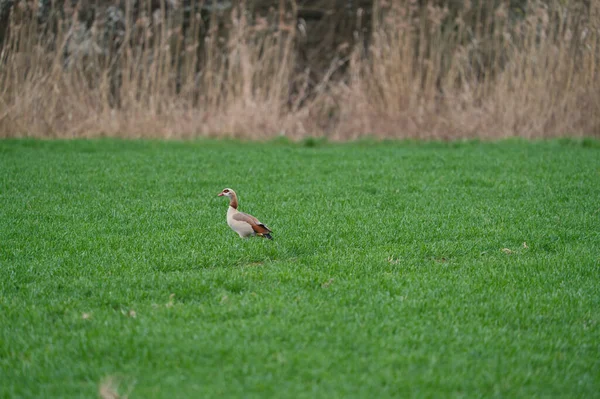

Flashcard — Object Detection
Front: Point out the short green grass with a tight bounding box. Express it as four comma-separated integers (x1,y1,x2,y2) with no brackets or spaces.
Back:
1,138,599,398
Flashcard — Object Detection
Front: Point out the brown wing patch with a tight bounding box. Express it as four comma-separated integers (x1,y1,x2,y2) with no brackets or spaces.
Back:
232,212,272,234
251,223,271,234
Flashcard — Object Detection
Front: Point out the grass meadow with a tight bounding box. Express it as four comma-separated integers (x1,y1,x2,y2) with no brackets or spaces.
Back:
0,138,599,398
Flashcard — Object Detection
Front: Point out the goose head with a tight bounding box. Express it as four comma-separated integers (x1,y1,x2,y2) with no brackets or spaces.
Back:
218,188,236,198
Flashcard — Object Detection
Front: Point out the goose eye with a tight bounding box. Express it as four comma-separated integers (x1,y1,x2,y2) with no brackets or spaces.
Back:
223,189,229,193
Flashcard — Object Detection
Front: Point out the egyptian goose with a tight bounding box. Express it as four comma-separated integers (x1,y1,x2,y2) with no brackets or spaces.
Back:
218,188,273,240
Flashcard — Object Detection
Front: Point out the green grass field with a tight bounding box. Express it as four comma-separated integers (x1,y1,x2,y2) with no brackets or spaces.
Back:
1,138,599,398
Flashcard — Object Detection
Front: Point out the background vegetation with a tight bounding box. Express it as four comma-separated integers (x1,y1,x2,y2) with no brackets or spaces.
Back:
0,0,598,139
1,138,599,397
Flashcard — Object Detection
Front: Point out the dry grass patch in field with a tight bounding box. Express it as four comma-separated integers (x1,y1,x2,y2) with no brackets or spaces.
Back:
98,375,136,399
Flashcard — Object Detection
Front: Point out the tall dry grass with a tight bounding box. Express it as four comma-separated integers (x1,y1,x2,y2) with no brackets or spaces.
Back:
0,0,598,139
335,0,600,139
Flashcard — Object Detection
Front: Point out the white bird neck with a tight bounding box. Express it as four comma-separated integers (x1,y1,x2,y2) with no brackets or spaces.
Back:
227,206,238,217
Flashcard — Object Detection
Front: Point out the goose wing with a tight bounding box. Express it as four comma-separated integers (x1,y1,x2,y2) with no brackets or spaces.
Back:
232,212,272,235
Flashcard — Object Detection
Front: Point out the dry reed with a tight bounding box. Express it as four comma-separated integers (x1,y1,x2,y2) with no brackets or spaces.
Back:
0,0,598,139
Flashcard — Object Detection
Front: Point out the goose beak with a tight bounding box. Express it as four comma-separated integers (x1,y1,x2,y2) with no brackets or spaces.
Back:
218,192,224,196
